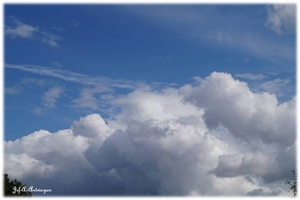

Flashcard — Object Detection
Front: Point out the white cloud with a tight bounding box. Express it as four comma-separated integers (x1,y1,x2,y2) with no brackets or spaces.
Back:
5,17,38,38
40,31,61,47
71,19,80,27
6,63,146,90
72,86,112,110
112,87,203,124
20,77,51,87
129,6,295,62
42,86,64,108
5,16,62,47
180,72,295,147
5,153,55,179
259,78,290,96
235,73,267,80
5,129,88,157
52,26,64,32
71,114,113,148
31,107,43,115
51,61,61,67
265,4,296,35
5,85,21,95
4,72,295,196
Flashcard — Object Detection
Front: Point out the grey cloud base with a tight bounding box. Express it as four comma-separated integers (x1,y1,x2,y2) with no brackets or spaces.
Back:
4,72,295,196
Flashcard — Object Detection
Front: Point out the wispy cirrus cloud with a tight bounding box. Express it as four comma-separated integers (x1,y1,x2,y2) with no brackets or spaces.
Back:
128,5,295,63
31,107,43,115
259,78,291,97
52,26,64,32
233,74,293,100
42,86,64,108
265,4,296,35
5,84,22,95
40,31,61,47
5,17,38,38
71,86,112,110
5,63,147,89
5,16,61,47
30,86,64,115
51,61,62,68
71,19,80,27
20,77,53,88
235,73,267,80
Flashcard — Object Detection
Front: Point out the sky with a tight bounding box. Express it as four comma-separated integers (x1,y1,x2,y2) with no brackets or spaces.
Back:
4,4,296,196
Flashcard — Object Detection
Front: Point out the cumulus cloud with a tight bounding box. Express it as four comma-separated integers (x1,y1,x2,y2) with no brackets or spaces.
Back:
265,4,296,35
4,72,295,196
209,152,274,178
71,114,113,145
180,72,295,147
42,86,64,108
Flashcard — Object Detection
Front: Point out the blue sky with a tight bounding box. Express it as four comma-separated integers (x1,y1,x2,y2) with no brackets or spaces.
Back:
5,5,295,141
4,4,296,196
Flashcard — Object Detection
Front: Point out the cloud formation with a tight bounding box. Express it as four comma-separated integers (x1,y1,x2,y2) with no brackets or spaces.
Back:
247,188,282,196
20,77,52,88
42,86,64,108
5,17,38,38
40,32,61,47
259,78,291,97
5,84,22,95
5,63,146,89
265,4,296,35
5,16,61,47
180,72,295,147
4,72,295,196
71,86,112,110
129,5,295,62
235,73,267,80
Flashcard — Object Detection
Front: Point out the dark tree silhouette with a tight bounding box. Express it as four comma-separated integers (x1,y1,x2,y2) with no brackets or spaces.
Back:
4,174,32,196
286,170,297,197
